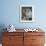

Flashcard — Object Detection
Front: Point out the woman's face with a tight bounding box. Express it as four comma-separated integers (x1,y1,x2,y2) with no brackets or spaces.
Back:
25,8,32,18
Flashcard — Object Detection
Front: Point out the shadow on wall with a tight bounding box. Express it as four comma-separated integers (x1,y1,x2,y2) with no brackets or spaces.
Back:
0,24,7,43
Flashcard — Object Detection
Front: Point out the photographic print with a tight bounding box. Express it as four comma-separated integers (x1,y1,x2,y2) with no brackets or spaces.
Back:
20,5,34,22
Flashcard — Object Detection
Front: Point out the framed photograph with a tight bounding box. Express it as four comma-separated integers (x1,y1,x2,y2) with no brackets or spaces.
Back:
20,5,35,22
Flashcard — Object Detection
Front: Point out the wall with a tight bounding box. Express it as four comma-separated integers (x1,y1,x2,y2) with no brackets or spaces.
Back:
0,0,46,29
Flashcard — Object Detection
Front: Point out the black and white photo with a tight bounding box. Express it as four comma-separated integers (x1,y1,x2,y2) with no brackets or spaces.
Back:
20,5,34,22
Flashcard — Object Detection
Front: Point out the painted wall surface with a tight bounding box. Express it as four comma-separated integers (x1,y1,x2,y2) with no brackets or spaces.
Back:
0,0,46,43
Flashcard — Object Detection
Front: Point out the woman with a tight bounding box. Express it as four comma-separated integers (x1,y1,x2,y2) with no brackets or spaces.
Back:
22,8,32,20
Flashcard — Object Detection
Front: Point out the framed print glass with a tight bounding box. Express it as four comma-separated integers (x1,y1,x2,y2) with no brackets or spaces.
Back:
20,5,35,22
